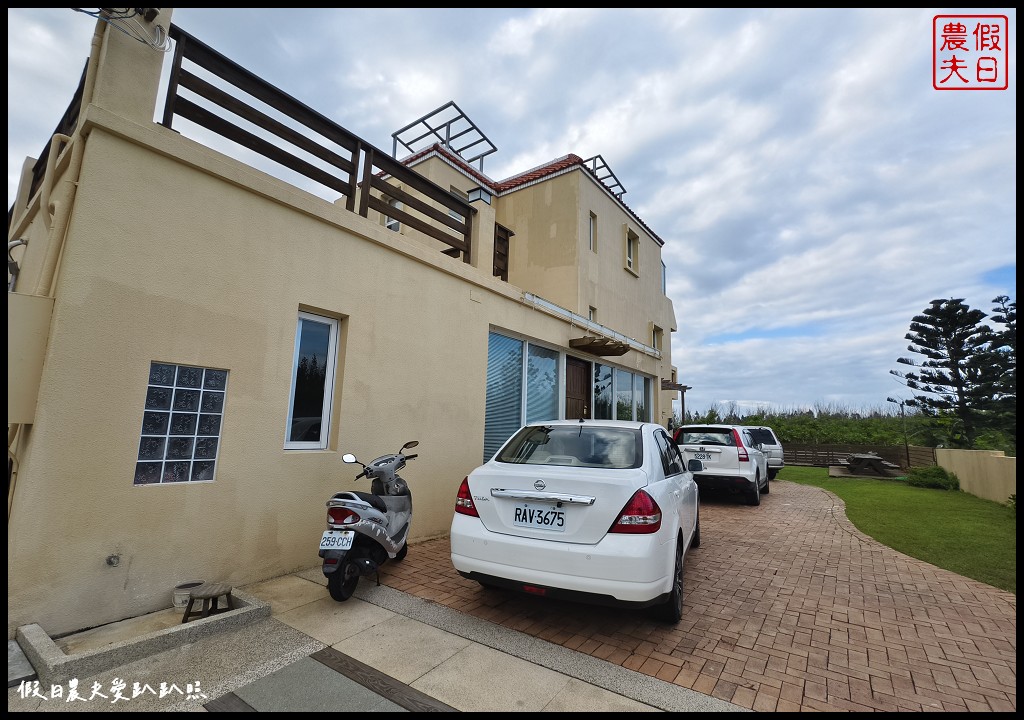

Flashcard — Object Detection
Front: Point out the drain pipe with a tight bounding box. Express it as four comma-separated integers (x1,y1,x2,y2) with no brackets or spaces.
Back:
9,18,105,524
34,14,103,294
8,239,27,291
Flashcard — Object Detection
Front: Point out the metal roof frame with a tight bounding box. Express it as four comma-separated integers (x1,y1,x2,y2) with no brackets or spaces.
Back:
392,101,497,172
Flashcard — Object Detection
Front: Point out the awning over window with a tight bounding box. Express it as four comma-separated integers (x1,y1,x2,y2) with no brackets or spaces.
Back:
661,380,688,391
569,335,630,356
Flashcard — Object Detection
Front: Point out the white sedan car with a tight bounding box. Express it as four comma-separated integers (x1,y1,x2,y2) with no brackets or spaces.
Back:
450,420,701,623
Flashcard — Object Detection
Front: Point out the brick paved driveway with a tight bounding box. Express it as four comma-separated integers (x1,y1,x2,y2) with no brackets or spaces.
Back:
380,480,1016,712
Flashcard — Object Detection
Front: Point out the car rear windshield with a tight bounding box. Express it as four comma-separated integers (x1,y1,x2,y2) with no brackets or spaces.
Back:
747,428,779,445
678,428,736,446
496,425,642,469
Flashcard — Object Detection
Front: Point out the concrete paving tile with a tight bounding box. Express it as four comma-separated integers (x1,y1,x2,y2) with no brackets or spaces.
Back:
232,656,405,712
294,564,328,587
409,642,570,712
240,574,326,614
9,640,37,687
6,618,321,713
55,609,184,656
275,596,395,647
332,615,472,684
541,677,661,712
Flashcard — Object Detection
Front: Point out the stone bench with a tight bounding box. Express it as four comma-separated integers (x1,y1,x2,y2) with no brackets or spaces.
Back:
181,582,234,624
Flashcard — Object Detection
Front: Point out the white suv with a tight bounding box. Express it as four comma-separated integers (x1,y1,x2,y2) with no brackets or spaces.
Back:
673,424,769,506
744,426,784,480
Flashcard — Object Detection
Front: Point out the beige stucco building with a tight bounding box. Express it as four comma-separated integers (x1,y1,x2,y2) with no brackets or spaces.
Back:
7,9,682,638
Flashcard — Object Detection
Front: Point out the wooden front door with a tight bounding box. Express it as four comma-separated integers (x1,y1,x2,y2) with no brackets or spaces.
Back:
565,356,591,420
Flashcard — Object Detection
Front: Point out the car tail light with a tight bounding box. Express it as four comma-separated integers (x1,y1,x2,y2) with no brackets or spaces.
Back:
454,477,479,517
732,429,749,462
609,489,661,533
328,506,360,525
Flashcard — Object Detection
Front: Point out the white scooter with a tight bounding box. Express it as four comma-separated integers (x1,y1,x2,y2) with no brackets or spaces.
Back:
319,441,418,601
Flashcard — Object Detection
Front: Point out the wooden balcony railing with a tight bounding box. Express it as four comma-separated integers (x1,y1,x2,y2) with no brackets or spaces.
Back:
159,24,473,262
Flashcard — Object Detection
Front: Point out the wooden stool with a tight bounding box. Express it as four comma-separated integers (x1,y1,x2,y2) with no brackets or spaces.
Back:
181,581,234,623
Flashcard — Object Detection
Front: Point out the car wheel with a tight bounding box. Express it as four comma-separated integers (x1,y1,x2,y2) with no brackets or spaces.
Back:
762,474,770,494
749,474,761,506
768,469,778,481
653,540,684,623
691,510,701,549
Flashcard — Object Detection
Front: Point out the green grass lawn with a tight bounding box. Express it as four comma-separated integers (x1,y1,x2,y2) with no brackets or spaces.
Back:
777,466,1016,594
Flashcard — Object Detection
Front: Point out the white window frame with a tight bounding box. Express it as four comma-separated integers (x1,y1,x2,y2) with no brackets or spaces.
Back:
589,212,598,252
285,312,340,450
596,362,653,422
625,228,639,274
385,198,402,232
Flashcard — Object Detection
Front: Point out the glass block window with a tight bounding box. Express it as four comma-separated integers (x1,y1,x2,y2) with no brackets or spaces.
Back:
134,366,226,483
135,362,227,485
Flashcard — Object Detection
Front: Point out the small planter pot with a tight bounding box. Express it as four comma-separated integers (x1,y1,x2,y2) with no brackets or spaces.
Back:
172,581,205,609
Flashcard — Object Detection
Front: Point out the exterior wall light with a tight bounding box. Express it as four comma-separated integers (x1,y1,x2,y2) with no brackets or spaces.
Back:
468,187,492,205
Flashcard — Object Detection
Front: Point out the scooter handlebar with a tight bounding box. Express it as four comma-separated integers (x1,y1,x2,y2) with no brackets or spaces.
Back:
404,454,418,460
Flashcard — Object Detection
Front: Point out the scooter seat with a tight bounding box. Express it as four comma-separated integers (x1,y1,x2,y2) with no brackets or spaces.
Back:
349,491,387,513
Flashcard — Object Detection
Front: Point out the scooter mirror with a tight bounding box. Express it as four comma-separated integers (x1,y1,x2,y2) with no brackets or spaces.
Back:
342,453,357,464
402,441,419,450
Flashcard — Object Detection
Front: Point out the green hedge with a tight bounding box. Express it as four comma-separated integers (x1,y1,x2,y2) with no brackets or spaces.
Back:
906,465,960,491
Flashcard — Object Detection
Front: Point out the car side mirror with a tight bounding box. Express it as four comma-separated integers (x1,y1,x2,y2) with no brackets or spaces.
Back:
687,458,704,472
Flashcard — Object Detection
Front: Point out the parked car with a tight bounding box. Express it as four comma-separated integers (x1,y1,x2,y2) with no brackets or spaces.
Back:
450,420,702,623
744,425,784,480
672,424,769,505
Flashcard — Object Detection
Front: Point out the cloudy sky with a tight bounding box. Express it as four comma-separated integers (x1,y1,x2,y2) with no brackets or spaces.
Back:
8,8,1016,417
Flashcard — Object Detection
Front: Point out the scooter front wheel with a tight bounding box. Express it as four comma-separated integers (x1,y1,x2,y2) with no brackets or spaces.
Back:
327,558,359,601
394,542,408,561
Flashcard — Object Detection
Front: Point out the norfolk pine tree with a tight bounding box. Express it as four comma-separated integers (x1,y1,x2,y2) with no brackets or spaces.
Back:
890,298,997,448
980,295,1016,443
